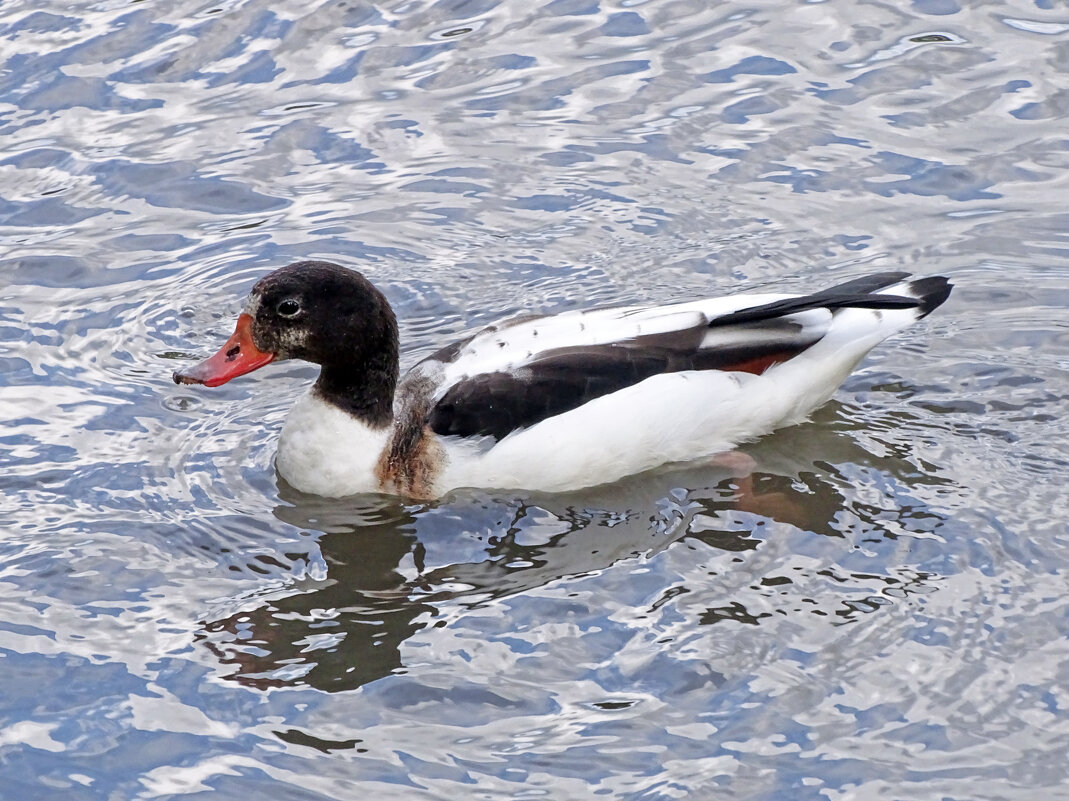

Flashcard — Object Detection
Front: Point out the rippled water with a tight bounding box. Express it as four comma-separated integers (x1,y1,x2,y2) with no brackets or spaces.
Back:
2,0,1068,798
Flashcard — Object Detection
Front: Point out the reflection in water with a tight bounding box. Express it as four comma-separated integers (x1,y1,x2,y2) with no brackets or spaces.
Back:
200,499,428,691
199,410,952,693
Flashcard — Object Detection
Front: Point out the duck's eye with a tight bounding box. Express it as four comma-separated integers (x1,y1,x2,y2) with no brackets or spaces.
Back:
277,298,301,317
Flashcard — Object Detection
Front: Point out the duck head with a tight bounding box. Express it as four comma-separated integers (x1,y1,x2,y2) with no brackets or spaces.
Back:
173,260,400,422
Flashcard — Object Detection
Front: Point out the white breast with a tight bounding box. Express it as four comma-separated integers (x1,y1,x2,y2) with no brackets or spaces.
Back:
276,391,390,497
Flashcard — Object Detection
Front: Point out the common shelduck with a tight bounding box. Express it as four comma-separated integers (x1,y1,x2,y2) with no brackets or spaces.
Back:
174,261,951,499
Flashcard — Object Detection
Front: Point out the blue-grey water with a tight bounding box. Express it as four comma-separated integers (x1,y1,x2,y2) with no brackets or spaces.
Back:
2,1,1068,799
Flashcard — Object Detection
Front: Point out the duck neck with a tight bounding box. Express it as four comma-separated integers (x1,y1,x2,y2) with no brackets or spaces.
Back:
314,352,398,429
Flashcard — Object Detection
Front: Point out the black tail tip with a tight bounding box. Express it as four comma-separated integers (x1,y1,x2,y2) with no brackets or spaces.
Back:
908,276,953,318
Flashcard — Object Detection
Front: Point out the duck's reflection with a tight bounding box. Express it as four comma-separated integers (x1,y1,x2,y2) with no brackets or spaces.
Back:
198,404,952,692
199,500,430,691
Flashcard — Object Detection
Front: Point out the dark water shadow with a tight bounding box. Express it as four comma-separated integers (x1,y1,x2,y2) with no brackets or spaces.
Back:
196,402,954,693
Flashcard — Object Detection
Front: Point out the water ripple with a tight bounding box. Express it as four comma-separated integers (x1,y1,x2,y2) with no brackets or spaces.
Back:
1,0,1068,798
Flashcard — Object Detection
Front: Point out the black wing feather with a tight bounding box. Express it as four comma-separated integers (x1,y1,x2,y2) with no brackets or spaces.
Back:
709,272,917,327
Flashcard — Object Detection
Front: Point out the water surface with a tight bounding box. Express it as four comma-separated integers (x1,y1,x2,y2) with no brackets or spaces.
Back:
2,1,1068,799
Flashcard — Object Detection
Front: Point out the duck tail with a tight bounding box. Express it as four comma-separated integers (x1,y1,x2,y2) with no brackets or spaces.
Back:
886,275,953,318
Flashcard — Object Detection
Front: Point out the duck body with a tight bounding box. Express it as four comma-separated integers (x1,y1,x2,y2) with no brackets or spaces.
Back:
174,262,951,499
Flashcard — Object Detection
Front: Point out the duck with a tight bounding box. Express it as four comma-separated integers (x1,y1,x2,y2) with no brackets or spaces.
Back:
173,261,951,499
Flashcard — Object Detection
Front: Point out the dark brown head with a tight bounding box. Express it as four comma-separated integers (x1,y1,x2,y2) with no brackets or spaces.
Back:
174,260,400,422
